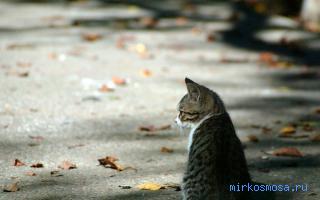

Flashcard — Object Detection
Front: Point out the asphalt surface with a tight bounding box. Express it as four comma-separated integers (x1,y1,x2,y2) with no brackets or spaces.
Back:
0,1,319,200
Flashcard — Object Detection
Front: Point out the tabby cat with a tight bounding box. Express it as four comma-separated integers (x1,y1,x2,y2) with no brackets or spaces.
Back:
176,78,251,200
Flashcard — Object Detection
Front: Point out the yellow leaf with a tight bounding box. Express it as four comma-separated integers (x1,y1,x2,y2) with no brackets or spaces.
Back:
140,69,152,77
279,126,296,137
136,183,162,191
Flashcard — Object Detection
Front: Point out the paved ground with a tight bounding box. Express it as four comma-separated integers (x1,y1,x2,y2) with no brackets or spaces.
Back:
0,1,320,200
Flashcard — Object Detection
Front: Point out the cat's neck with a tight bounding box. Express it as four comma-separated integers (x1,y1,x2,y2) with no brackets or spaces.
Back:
187,112,228,151
188,114,213,151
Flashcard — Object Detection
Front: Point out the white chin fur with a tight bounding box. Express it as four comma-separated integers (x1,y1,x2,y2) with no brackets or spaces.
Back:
176,114,212,151
175,116,194,129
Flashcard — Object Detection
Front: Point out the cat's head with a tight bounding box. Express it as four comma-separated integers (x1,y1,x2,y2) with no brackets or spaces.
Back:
175,78,224,128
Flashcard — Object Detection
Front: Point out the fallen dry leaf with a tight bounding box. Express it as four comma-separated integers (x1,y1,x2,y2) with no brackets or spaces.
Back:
67,144,85,149
98,156,124,171
30,163,44,168
136,183,162,191
139,125,156,132
207,34,216,42
99,84,113,93
140,69,152,77
290,134,309,139
82,33,102,42
303,123,314,132
259,52,292,68
25,171,37,176
261,127,272,134
140,17,158,28
28,143,39,147
118,185,132,189
48,52,58,60
176,17,188,26
29,135,44,141
311,134,320,142
136,182,180,191
112,77,126,85
50,170,63,177
315,108,320,114
271,147,303,157
116,35,135,49
17,72,29,77
160,147,174,153
247,135,259,143
13,159,26,167
279,126,296,137
259,52,275,64
6,43,34,50
58,161,77,170
161,183,181,191
3,182,19,192
158,124,171,130
139,124,171,132
16,62,32,68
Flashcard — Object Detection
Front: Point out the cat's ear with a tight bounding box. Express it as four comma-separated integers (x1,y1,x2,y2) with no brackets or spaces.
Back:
185,78,201,101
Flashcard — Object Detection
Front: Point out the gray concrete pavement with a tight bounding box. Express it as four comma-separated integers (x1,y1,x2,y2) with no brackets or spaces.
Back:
0,1,319,200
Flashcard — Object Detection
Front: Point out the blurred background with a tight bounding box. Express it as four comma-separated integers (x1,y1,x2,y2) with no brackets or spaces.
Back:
0,0,320,200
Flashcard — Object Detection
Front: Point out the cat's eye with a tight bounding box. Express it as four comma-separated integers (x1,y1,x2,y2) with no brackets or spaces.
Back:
180,111,199,115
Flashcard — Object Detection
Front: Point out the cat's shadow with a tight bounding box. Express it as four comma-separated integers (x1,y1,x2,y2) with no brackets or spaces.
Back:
250,182,293,200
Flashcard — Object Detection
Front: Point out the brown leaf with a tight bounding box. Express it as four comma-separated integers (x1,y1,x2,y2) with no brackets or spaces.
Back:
116,35,135,49
118,185,132,189
259,52,275,64
50,170,63,177
18,72,29,77
30,163,44,168
140,17,158,28
48,52,58,60
25,171,37,176
207,34,216,42
67,144,85,149
303,123,314,132
13,159,26,167
16,62,32,68
139,125,156,132
3,182,19,192
99,84,113,93
82,33,102,42
140,69,152,77
158,124,171,131
139,124,171,132
247,135,259,143
58,161,77,170
259,52,292,68
29,135,44,141
98,156,124,171
271,147,303,157
311,134,320,142
290,134,309,139
28,143,40,147
160,147,174,153
261,127,272,134
315,108,320,114
6,43,34,50
161,183,181,191
279,126,296,137
112,77,126,85
176,17,188,26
